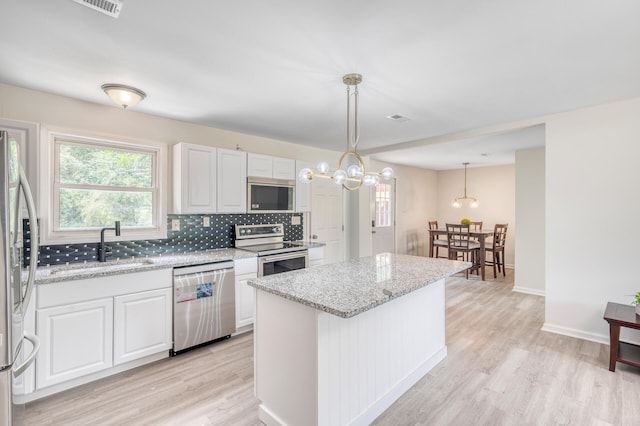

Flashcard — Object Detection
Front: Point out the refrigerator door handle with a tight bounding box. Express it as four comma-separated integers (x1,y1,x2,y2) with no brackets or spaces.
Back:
12,331,40,377
18,164,38,311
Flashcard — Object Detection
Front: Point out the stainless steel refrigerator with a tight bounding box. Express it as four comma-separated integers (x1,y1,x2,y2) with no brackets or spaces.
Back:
0,130,40,426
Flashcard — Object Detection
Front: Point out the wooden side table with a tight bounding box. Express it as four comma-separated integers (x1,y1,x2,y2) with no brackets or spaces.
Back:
603,302,640,372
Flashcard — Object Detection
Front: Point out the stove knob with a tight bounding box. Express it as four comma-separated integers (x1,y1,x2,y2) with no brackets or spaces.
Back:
246,229,252,234
273,227,280,232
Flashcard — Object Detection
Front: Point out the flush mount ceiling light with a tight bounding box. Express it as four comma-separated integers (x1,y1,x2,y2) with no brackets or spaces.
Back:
298,73,393,191
101,84,146,109
452,162,479,208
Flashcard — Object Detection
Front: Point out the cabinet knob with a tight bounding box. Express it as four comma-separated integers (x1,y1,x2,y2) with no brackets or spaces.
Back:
312,234,318,240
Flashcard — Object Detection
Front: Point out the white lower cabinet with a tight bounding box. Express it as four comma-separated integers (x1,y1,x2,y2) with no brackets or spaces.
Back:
113,288,172,365
309,246,325,267
37,298,114,389
34,269,172,394
234,257,258,329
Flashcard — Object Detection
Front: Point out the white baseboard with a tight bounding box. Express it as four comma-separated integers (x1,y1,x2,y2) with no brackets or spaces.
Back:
512,286,545,297
258,404,288,426
541,322,609,345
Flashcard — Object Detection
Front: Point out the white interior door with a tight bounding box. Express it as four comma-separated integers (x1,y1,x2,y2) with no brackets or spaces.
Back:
371,181,395,255
311,179,344,264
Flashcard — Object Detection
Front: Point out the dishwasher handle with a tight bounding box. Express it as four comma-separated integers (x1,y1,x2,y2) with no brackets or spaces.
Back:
173,261,234,276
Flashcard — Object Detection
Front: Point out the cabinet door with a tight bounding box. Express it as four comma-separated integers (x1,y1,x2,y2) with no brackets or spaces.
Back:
273,157,296,180
235,273,257,328
217,148,247,213
173,143,217,213
37,298,113,389
247,153,273,178
295,160,312,212
114,288,172,365
234,257,258,328
309,246,325,267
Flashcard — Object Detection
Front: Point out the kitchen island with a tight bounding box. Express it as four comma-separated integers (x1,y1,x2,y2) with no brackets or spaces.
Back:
248,253,470,426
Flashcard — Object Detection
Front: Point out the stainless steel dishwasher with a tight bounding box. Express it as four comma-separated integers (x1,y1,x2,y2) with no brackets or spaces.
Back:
172,261,235,355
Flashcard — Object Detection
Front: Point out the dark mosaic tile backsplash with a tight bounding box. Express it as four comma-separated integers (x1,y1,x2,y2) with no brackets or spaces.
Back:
24,213,304,267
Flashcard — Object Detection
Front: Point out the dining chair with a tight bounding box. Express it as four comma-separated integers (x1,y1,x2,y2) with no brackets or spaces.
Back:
485,223,508,278
446,223,480,279
469,221,483,245
428,220,447,258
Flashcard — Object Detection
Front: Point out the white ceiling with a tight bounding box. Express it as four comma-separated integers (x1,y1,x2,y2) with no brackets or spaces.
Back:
2,0,639,170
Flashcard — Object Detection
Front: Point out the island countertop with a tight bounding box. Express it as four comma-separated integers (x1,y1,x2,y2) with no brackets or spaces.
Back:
248,253,470,318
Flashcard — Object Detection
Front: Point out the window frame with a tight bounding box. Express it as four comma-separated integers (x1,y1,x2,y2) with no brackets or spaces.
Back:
40,128,167,244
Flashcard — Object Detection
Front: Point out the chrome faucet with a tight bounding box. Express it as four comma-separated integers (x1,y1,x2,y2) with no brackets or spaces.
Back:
98,221,121,262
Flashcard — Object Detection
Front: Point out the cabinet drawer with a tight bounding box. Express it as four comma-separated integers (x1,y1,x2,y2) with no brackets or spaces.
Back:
234,257,258,275
38,269,172,309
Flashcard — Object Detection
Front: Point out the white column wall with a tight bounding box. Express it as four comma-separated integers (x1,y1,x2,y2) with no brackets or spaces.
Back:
514,147,545,296
544,97,640,344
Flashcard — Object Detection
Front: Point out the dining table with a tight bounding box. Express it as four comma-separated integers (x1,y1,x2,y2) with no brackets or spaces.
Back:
428,228,494,281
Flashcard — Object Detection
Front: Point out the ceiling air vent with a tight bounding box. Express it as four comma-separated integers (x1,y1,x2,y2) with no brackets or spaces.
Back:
72,0,123,18
386,114,411,123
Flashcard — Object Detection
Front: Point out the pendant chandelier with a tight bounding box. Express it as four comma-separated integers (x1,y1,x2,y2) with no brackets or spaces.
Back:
452,162,479,208
298,73,393,191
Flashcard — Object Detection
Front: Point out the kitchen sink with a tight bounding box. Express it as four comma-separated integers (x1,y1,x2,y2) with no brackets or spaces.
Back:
44,259,156,276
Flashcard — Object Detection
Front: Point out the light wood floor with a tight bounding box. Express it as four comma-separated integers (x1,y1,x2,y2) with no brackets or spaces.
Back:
25,269,640,425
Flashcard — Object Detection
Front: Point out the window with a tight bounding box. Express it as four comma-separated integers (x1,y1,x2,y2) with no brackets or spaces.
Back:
374,183,392,227
41,130,167,243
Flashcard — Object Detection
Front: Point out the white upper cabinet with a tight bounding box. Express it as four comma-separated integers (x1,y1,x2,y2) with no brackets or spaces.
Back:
248,153,295,180
295,160,312,212
272,157,296,180
173,143,217,213
217,148,247,213
247,153,273,178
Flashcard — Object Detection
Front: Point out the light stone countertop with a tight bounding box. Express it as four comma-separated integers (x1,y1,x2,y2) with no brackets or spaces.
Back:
33,248,256,284
248,253,471,318
289,241,326,248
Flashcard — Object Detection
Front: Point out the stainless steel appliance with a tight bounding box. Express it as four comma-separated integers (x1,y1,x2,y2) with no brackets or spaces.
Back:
235,224,308,277
172,261,235,355
246,177,295,213
1,131,40,426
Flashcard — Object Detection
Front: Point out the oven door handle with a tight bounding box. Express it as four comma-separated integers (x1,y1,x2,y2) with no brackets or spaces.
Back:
259,251,308,264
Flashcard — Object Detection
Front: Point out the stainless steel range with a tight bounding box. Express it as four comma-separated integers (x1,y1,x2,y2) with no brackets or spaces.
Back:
235,224,308,277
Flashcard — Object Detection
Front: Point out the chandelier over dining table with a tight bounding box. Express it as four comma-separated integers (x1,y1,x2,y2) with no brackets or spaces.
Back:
297,73,393,191
452,162,479,208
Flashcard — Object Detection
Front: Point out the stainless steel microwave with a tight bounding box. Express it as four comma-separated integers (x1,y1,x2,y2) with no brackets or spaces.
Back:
247,177,296,213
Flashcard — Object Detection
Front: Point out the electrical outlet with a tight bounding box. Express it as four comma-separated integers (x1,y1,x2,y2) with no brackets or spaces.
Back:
291,215,301,225
203,216,210,227
171,219,180,231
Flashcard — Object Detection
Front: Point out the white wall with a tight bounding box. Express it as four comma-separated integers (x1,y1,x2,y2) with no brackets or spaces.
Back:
545,97,640,344
436,165,516,266
1,83,435,260
0,83,342,164
370,159,438,257
514,147,545,296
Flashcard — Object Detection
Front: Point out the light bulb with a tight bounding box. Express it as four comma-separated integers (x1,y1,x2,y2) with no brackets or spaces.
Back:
317,162,330,174
298,168,313,182
452,199,461,208
470,200,479,208
347,165,363,178
333,169,347,184
363,174,379,186
381,167,394,180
